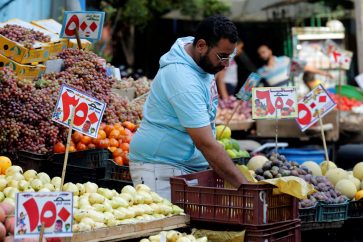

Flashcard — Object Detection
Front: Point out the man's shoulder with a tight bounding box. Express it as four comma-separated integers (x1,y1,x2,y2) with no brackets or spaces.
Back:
276,56,290,63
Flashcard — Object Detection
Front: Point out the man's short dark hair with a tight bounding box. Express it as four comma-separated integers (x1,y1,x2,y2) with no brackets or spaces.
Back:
193,15,238,47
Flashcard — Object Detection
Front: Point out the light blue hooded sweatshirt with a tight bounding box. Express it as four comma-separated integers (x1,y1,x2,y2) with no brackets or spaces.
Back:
129,37,218,172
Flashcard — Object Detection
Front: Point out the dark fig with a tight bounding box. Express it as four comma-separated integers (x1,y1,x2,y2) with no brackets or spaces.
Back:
263,170,273,179
255,175,264,181
262,161,272,171
291,170,299,176
255,168,264,175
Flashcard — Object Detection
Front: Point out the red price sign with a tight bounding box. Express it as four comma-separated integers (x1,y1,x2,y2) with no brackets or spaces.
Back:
252,87,297,119
60,11,105,40
15,192,73,239
52,84,106,138
330,49,353,70
296,84,336,131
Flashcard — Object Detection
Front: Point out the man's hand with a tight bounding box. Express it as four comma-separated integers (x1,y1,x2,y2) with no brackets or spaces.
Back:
186,125,248,188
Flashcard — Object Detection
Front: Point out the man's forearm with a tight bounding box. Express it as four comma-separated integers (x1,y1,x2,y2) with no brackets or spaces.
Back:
199,142,248,187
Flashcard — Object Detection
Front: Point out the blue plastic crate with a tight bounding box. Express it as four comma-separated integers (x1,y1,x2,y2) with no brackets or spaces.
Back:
278,148,325,164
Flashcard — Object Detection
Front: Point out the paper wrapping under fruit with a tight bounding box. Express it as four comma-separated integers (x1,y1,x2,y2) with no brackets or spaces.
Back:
192,229,245,242
259,176,316,199
225,165,316,199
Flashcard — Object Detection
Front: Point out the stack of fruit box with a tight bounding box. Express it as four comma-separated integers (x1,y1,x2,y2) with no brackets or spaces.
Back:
0,19,68,79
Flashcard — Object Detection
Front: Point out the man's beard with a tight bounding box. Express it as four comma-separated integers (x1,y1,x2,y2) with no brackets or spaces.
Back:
198,52,225,75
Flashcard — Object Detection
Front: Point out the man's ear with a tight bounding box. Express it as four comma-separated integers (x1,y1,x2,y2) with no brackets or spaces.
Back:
195,39,208,54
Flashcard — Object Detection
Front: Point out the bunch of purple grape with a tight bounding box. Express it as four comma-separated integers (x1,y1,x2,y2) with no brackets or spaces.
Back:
0,24,51,48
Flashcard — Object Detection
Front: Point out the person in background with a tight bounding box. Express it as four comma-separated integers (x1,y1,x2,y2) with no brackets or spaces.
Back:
216,39,256,100
129,15,248,200
303,71,326,90
257,44,332,87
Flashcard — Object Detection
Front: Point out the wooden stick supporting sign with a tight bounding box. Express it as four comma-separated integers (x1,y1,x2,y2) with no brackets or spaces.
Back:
61,109,75,189
39,222,45,241
75,28,82,50
318,111,329,162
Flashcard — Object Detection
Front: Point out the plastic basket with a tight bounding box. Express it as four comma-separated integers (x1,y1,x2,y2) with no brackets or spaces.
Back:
232,157,249,165
104,159,132,181
245,219,301,242
317,201,348,222
299,205,318,223
51,149,111,168
348,200,363,219
170,169,298,225
14,150,49,172
45,164,103,183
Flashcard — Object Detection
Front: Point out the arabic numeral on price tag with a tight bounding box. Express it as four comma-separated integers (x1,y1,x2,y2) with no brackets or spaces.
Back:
256,90,275,114
61,91,79,122
73,102,89,126
297,103,312,125
275,97,284,109
23,198,57,231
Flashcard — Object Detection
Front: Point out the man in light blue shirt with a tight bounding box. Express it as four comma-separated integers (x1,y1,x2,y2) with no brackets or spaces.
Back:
129,16,247,199
257,44,332,87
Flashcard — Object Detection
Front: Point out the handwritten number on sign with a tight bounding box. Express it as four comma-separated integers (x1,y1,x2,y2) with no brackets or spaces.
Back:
61,91,79,122
23,198,57,231
297,103,312,125
256,90,275,114
275,97,284,109
65,15,79,36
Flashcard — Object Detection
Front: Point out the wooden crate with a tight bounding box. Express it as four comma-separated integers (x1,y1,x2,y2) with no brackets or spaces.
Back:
256,109,339,141
63,215,189,242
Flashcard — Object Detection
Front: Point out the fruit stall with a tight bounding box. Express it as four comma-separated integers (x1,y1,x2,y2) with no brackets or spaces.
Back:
1,16,363,242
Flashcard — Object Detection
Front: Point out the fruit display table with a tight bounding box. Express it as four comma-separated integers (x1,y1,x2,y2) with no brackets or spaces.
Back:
62,215,190,242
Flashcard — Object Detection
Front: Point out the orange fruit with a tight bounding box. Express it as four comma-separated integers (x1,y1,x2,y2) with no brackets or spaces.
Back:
114,156,123,166
69,145,76,152
120,143,129,152
355,190,363,201
121,152,129,166
88,143,96,149
112,148,123,158
109,129,120,139
53,142,66,153
0,156,12,175
76,142,87,151
98,130,107,140
104,125,113,137
123,121,136,132
109,138,119,148
81,136,92,145
108,147,117,153
71,131,83,143
114,123,123,130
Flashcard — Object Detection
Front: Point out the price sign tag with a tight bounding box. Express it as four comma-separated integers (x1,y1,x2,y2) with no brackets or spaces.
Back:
322,40,353,70
235,72,261,101
252,87,297,119
60,11,105,40
296,84,336,131
52,84,106,138
289,58,307,76
15,192,73,238
330,48,353,70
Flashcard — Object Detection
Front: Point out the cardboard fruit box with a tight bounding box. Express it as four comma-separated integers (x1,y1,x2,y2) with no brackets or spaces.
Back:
0,19,67,64
0,53,45,79
32,19,93,50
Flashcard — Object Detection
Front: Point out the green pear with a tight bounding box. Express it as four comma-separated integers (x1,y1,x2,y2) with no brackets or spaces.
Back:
230,139,240,151
221,139,232,150
226,149,237,159
216,125,231,140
